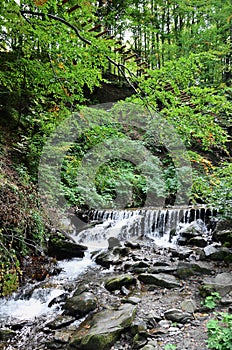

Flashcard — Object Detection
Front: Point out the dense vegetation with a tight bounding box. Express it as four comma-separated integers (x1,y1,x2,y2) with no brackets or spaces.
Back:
0,0,231,295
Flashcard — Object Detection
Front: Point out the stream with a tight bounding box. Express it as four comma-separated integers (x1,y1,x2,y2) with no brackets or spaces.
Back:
0,206,216,349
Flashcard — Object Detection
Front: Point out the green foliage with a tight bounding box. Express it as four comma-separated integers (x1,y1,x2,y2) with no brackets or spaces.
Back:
164,344,177,350
207,313,232,350
202,292,222,310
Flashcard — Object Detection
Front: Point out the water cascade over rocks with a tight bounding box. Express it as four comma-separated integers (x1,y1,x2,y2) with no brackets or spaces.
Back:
2,206,231,350
74,206,216,248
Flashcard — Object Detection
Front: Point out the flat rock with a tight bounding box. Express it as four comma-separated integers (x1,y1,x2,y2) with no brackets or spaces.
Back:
164,308,193,323
105,274,137,292
48,234,87,260
69,303,137,350
176,261,212,278
203,272,232,296
138,273,180,289
47,315,76,329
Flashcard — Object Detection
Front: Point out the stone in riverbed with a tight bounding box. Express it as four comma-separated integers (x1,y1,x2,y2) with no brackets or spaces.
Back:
95,250,121,268
164,308,193,323
202,272,232,296
105,274,137,292
203,245,232,262
176,261,212,279
47,315,76,330
138,273,180,289
48,234,87,260
64,292,97,317
69,303,137,350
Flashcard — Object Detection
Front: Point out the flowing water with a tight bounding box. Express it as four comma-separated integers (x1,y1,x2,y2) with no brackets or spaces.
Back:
75,206,215,248
0,205,216,347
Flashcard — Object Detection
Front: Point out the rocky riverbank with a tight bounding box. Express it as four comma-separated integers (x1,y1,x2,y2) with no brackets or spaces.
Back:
0,219,232,350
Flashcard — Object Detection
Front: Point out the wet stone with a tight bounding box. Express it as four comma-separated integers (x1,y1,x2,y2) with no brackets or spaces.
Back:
47,315,76,330
164,308,194,323
105,274,137,292
138,273,180,289
64,292,97,317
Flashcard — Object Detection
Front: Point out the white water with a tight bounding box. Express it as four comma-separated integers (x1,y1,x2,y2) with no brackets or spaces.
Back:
0,252,95,323
75,206,214,249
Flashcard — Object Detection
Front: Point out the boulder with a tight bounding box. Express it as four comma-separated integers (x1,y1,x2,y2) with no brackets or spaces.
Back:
48,233,87,260
108,237,122,249
105,274,137,292
213,230,232,246
178,219,206,240
95,250,121,268
69,303,137,350
202,272,232,296
138,273,180,289
188,236,207,247
164,308,193,323
203,245,232,262
64,292,97,317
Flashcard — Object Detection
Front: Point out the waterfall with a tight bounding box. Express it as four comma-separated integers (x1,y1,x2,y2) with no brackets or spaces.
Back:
74,206,216,248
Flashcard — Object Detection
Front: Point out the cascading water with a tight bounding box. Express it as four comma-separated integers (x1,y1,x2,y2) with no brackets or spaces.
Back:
75,206,216,248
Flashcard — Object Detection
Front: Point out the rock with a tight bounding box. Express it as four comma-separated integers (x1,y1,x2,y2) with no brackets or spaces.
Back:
148,266,177,274
108,237,122,249
164,308,193,323
213,220,232,246
203,245,232,262
48,292,68,307
69,303,137,350
176,261,212,278
48,234,87,260
125,241,141,249
178,220,206,239
105,274,137,292
125,296,141,305
181,299,197,313
169,247,193,259
202,272,232,296
138,273,180,289
188,236,208,247
95,250,120,268
54,330,71,343
130,320,147,335
47,315,76,330
141,340,159,349
128,261,150,272
132,333,147,349
64,292,97,317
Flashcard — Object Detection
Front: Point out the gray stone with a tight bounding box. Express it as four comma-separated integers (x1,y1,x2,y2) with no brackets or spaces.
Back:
176,261,212,278
69,303,137,350
64,292,97,317
203,272,232,296
181,298,197,313
188,236,207,247
95,250,120,268
178,220,206,239
108,237,122,249
164,308,193,323
138,273,180,289
47,315,76,329
105,274,137,292
141,340,159,350
148,266,177,274
203,245,232,262
48,234,87,260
